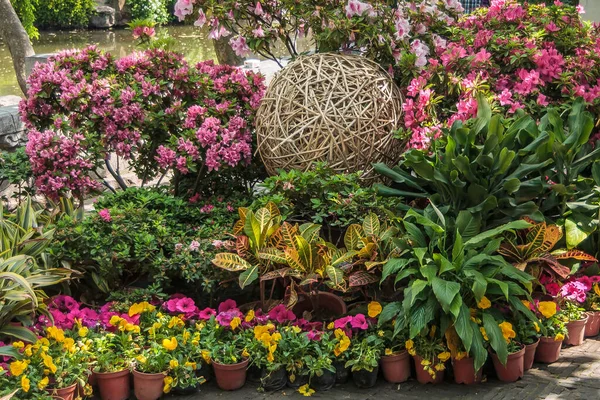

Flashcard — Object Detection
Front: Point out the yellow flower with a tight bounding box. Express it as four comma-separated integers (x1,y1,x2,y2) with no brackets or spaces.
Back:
182,330,191,344
438,351,451,362
434,363,445,371
272,332,282,342
456,351,468,361
595,283,600,297
47,326,65,342
420,359,431,366
480,327,489,341
12,341,24,349
163,376,174,393
538,301,558,319
245,310,255,322
333,332,350,357
555,333,565,342
83,384,93,396
385,348,393,356
109,315,123,326
378,330,385,337
405,339,414,350
128,301,156,317
184,361,197,369
63,337,76,353
327,322,334,330
292,326,302,334
368,301,382,318
533,321,540,333
201,350,211,364
170,359,179,369
37,376,49,390
477,296,491,310
136,355,147,364
298,384,315,397
79,327,89,337
242,349,250,358
42,353,57,374
254,325,272,340
24,345,32,357
521,300,531,309
9,360,28,376
21,376,30,392
168,316,184,329
499,321,516,343
230,317,241,330
162,337,178,351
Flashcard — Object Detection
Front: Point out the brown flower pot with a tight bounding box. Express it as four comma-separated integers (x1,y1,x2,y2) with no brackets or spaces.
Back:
565,316,588,346
524,338,540,371
413,355,444,384
535,337,563,363
47,383,77,400
491,346,525,383
292,291,347,319
452,356,482,385
585,311,600,337
95,369,131,400
212,358,249,391
133,370,166,400
380,350,411,383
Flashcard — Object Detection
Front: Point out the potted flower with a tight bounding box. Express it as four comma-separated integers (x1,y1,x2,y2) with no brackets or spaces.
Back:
515,303,541,371
558,281,589,346
278,326,311,388
247,323,286,391
329,325,351,384
406,326,449,384
584,279,600,337
305,340,336,392
534,301,568,364
377,306,410,384
92,319,136,400
345,335,383,389
490,321,525,383
133,343,169,400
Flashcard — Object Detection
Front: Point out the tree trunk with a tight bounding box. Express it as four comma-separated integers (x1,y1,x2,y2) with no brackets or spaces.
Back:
0,0,35,95
212,35,243,66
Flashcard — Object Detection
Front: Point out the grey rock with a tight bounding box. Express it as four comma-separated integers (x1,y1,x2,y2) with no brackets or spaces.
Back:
25,54,55,77
0,104,25,150
90,6,116,29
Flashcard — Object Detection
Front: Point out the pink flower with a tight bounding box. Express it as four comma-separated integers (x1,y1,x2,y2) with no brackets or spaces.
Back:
577,276,593,291
194,9,207,27
218,299,237,313
230,35,250,57
268,304,296,323
252,26,266,38
537,93,549,106
307,330,322,341
350,314,368,330
98,209,111,222
216,309,242,327
333,316,353,329
200,204,214,213
175,297,197,313
254,2,264,16
560,281,587,303
545,22,560,33
345,0,374,18
189,240,200,251
198,307,216,320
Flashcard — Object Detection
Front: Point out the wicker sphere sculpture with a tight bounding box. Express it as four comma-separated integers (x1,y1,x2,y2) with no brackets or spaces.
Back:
255,53,403,178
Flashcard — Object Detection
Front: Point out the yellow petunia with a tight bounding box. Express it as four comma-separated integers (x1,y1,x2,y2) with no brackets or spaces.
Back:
477,296,491,310
420,359,431,366
37,376,49,390
438,351,451,362
9,360,28,377
162,337,178,351
434,363,446,371
538,301,557,319
63,337,76,353
21,376,30,392
168,316,184,329
245,310,255,322
555,333,565,342
499,321,516,343
368,301,382,318
128,301,156,317
298,384,315,397
230,317,241,330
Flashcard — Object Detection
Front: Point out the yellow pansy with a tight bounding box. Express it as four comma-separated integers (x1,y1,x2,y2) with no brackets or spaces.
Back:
327,322,334,330
136,355,147,364
533,321,540,333
333,333,350,357
109,315,123,326
480,327,489,341
170,359,179,369
63,337,76,353
182,330,191,344
163,376,174,393
128,301,156,317
162,337,178,351
499,321,516,343
298,384,315,397
230,317,241,330
385,348,393,356
455,351,468,361
184,361,197,369
21,376,30,392
23,345,32,357
242,349,250,358
538,301,557,319
292,326,302,334
595,284,600,297
405,339,414,350
12,341,24,349
368,301,382,318
47,326,65,342
168,316,184,329
477,296,491,310
42,353,58,374
434,363,445,371
201,350,211,364
83,384,93,396
420,359,431,366
37,376,49,390
245,310,255,322
9,360,28,376
438,351,451,362
79,327,89,337
555,333,565,341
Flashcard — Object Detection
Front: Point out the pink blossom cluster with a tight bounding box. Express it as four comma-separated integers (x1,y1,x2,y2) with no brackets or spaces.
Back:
542,274,600,300
21,47,265,199
36,295,99,330
332,313,375,338
402,0,600,149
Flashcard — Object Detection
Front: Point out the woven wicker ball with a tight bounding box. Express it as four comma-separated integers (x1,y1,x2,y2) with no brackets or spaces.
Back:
255,53,403,178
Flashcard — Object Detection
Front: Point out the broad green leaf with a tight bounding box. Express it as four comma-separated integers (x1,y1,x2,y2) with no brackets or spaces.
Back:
239,265,258,289
454,304,473,353
410,279,429,305
483,313,507,365
378,302,402,326
432,277,460,314
465,220,531,249
325,265,344,288
344,224,363,250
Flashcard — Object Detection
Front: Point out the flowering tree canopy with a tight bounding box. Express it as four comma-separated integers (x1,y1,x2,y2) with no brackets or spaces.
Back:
20,46,265,200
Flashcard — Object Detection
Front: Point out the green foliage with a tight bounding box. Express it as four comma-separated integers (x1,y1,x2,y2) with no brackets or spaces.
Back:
50,188,245,302
344,335,383,372
0,148,36,202
34,0,95,29
252,163,396,240
128,0,170,24
10,0,39,39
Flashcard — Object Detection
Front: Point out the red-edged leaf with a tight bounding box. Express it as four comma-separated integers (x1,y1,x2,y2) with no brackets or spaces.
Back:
299,273,321,286
552,249,597,262
348,271,379,287
529,255,571,279
236,236,250,258
260,268,302,281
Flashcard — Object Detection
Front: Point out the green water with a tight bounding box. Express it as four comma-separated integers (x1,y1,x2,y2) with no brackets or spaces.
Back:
0,25,216,97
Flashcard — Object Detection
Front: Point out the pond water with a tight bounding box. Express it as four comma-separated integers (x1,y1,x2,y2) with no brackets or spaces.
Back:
0,25,216,97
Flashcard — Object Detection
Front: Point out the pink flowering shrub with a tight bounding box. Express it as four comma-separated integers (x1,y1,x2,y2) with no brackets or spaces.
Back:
403,0,600,148
21,46,265,200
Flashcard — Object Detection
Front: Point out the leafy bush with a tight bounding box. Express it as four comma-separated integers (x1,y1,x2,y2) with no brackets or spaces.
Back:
0,147,35,201
21,47,266,201
128,0,170,24
10,0,39,39
34,0,95,29
50,188,247,302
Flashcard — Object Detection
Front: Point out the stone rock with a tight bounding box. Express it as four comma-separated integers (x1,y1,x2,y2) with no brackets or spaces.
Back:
0,96,21,108
0,103,25,151
90,6,116,29
25,54,55,77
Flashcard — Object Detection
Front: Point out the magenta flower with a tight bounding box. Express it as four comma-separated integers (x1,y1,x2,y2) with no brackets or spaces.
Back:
98,209,111,222
198,307,216,320
268,304,296,323
545,282,561,297
165,299,179,313
576,276,593,291
216,309,242,327
560,281,588,303
218,299,237,313
333,316,353,329
307,330,322,341
49,295,80,312
350,314,368,330
175,297,197,313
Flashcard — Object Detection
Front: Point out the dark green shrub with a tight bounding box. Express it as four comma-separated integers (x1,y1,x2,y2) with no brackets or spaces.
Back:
128,0,170,24
10,0,39,39
0,147,36,201
35,0,95,29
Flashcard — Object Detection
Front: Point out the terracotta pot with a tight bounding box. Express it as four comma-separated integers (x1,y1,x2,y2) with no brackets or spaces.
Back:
47,383,77,400
380,350,411,383
535,336,563,364
524,338,540,371
352,366,379,389
333,360,350,384
212,358,249,391
292,291,347,319
491,347,525,382
585,311,600,338
565,316,588,346
452,356,482,385
95,369,131,400
413,355,445,384
133,370,166,400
